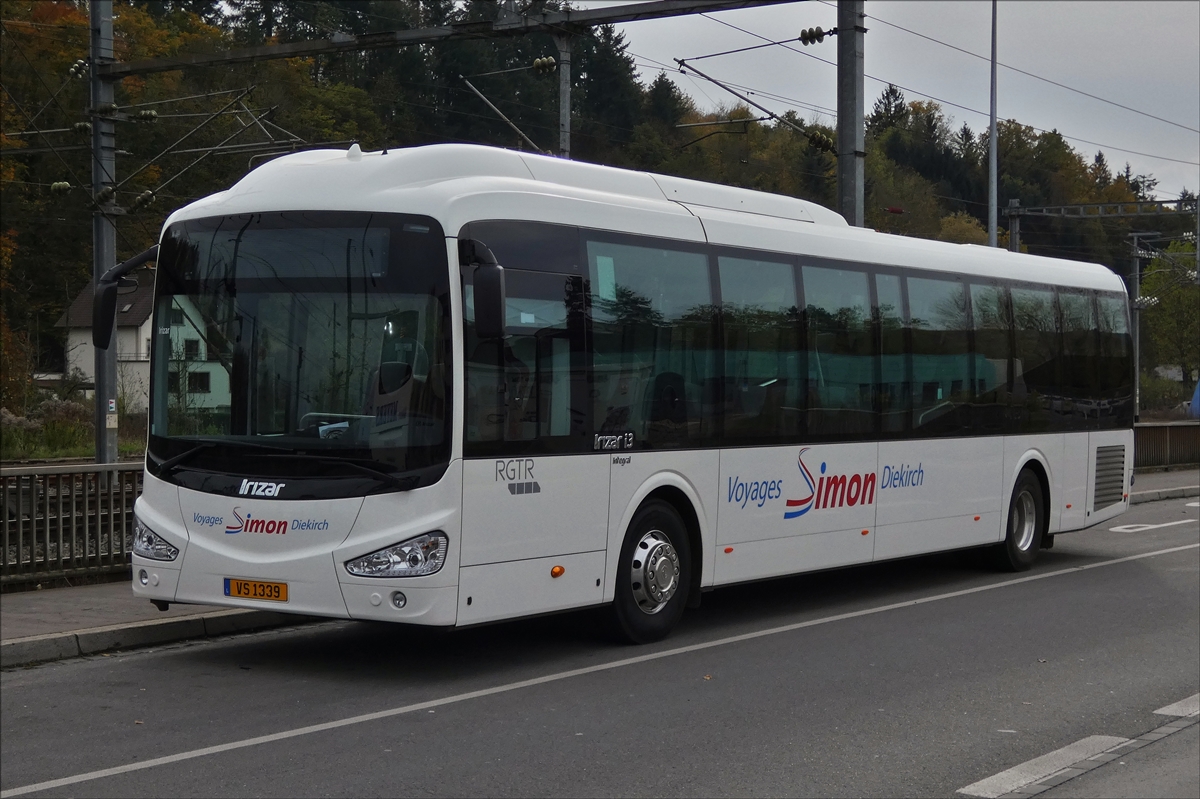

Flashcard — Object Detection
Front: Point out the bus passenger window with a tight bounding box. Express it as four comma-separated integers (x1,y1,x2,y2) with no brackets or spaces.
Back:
1059,289,1098,430
587,239,716,448
1011,287,1059,433
970,283,1011,433
907,276,971,436
1096,294,1133,428
802,265,875,438
718,255,801,443
875,272,908,435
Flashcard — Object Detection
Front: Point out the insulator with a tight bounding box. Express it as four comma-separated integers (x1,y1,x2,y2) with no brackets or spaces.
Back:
68,59,88,78
533,56,556,75
135,109,158,122
50,181,72,194
95,186,115,204
131,190,156,209
800,27,825,46
73,121,92,135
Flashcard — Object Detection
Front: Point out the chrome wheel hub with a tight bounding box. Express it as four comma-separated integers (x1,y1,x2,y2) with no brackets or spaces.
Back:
1012,489,1037,551
629,530,680,615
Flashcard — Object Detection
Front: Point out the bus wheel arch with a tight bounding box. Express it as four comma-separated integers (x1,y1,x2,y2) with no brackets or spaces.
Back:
609,497,692,643
1013,454,1052,539
644,486,703,610
992,463,1049,571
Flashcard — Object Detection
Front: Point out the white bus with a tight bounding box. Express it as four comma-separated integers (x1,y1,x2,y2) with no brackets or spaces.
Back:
111,144,1134,643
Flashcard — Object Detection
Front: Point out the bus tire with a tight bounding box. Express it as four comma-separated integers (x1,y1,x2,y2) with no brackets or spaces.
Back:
610,500,691,644
991,469,1045,572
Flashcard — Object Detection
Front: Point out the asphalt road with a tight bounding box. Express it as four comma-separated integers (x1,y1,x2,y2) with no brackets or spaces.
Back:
2,498,1197,798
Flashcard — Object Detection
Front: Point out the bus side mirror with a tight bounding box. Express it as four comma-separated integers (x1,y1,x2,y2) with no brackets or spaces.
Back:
93,281,120,349
460,238,506,339
93,245,158,349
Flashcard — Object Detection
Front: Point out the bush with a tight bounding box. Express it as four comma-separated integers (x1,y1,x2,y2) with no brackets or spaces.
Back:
1139,372,1191,419
0,407,41,459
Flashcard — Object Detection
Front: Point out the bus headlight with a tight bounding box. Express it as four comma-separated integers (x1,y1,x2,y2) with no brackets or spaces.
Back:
345,532,448,578
133,516,179,561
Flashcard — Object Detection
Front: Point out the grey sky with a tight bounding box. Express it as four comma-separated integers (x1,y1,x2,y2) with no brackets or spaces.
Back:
577,1,1200,200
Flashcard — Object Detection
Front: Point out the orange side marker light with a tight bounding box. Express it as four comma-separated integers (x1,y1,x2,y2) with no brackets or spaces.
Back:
861,529,869,536
724,547,734,554
550,565,565,578
974,516,980,521
1066,504,1072,509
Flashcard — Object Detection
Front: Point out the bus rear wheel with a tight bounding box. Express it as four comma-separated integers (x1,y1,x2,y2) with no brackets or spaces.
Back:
991,469,1045,572
610,500,691,644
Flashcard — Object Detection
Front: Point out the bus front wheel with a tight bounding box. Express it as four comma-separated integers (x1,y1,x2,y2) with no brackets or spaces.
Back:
991,469,1045,572
610,500,691,644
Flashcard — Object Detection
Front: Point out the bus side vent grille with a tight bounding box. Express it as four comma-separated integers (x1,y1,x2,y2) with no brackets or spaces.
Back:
1093,445,1125,511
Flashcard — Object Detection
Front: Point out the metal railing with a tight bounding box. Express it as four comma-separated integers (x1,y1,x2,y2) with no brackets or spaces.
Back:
1135,421,1200,469
1,462,143,585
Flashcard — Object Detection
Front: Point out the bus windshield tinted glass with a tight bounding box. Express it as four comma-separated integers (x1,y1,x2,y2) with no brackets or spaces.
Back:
148,211,451,487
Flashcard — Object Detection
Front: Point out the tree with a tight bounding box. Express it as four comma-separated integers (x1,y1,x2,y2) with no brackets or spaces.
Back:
867,83,907,135
644,72,692,130
1141,242,1199,387
937,211,988,245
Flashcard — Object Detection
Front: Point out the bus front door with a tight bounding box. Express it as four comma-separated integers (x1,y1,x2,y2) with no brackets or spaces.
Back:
458,269,608,624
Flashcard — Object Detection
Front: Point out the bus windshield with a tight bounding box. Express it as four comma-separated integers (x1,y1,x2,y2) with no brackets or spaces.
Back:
147,211,451,495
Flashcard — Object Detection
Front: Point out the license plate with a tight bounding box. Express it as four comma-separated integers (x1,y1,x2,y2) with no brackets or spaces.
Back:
224,578,288,603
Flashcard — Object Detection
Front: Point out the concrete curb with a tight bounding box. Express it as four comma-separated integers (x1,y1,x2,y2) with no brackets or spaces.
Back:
1129,485,1199,505
1,609,308,669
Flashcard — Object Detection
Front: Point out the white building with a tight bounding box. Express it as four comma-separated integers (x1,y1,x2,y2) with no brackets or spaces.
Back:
57,281,228,413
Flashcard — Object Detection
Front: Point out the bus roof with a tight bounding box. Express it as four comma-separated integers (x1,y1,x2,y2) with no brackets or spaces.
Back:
166,143,1126,294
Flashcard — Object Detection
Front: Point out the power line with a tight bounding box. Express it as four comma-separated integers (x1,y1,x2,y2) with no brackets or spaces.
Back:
846,3,1200,136
698,14,1200,169
629,51,837,119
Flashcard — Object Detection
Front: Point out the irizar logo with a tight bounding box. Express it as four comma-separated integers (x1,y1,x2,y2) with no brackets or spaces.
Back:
784,448,876,519
238,479,285,497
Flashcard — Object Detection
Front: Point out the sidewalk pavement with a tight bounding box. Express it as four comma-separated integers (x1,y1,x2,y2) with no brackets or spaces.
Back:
1130,466,1200,502
2,467,1197,669
1,584,316,669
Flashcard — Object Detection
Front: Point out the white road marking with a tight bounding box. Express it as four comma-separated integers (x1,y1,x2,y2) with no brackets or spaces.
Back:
956,735,1129,798
2,542,1197,799
1153,693,1200,717
1187,502,1199,508
1109,519,1198,533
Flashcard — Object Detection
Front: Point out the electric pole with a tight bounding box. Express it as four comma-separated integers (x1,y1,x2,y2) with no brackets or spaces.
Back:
836,0,865,227
988,0,998,247
553,33,573,158
90,0,118,464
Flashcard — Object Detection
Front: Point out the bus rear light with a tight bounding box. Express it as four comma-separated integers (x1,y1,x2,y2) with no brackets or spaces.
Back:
345,532,448,578
133,517,179,561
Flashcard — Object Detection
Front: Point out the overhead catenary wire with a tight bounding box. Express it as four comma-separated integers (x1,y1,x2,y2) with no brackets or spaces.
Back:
837,2,1200,136
697,13,1200,169
628,51,837,120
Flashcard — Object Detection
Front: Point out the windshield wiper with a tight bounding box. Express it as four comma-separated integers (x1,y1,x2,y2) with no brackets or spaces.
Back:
153,438,292,475
153,442,215,474
255,452,416,490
